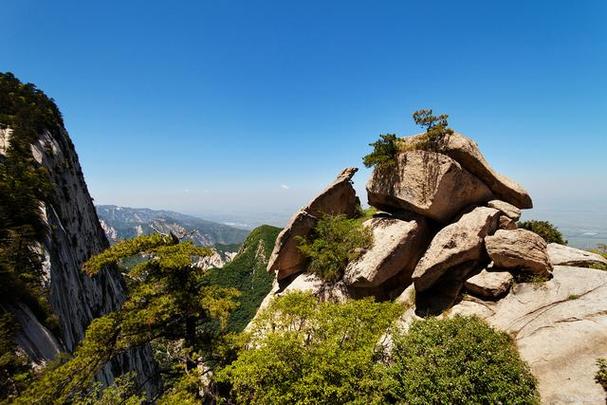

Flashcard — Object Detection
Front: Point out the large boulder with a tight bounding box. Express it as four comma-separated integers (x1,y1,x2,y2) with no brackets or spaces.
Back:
547,243,607,268
367,150,494,223
449,266,607,404
343,214,430,288
267,168,359,280
464,269,513,300
487,199,521,221
485,229,552,275
401,132,532,208
412,207,500,292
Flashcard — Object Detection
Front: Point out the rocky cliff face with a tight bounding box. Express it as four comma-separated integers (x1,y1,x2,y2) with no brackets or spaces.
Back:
0,125,157,390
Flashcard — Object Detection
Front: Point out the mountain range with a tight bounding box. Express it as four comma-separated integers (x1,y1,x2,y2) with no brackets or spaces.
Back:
96,205,249,246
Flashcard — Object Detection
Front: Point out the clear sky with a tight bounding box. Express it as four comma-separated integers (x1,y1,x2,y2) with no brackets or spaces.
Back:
1,1,606,229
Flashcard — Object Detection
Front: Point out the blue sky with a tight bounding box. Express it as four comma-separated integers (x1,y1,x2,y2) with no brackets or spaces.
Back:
1,1,606,228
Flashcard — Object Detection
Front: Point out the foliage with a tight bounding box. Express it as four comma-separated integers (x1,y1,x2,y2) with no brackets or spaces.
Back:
411,108,454,150
589,244,607,270
0,314,33,401
18,234,240,403
216,292,404,405
386,316,539,404
596,358,607,395
297,214,373,282
362,134,398,169
207,225,281,333
517,220,567,244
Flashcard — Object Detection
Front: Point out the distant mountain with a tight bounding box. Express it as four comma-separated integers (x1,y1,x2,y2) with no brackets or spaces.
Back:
96,205,249,246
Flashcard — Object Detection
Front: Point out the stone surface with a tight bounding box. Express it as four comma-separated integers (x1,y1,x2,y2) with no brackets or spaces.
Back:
412,207,500,291
487,199,522,220
498,215,517,230
343,215,429,288
367,150,494,223
465,269,513,299
3,126,158,392
548,243,607,268
268,168,359,280
485,229,552,275
448,266,607,404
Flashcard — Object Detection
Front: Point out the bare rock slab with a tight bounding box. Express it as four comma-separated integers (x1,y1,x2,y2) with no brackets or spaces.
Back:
367,150,494,223
487,199,522,220
267,168,359,280
465,269,513,299
485,229,552,275
412,206,500,292
449,266,607,404
343,215,430,288
548,243,607,268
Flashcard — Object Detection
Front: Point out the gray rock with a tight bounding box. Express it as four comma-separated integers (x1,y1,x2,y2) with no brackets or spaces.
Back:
449,266,607,404
547,243,607,268
367,150,494,223
343,215,430,288
268,168,359,280
485,229,552,275
465,269,513,299
412,207,501,292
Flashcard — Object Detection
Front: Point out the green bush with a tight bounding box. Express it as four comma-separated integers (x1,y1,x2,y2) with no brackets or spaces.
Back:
297,214,373,282
412,108,454,150
517,220,567,244
596,358,607,395
387,316,539,404
216,292,403,405
362,134,398,169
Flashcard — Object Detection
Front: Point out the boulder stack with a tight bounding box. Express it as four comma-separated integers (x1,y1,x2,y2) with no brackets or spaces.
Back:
266,131,551,311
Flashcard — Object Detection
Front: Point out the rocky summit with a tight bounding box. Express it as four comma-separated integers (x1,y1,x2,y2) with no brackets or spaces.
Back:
263,131,607,403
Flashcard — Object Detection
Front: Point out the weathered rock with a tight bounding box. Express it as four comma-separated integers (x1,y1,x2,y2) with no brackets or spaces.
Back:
367,150,494,223
268,168,359,280
282,273,350,302
548,243,607,268
343,215,430,288
487,199,522,220
485,229,552,275
449,266,607,404
465,269,513,299
498,215,517,230
412,207,500,291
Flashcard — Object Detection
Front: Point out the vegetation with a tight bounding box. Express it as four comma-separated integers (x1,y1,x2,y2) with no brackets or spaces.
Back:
362,109,453,169
207,225,281,332
517,220,567,244
297,214,373,282
589,244,607,270
387,316,539,404
596,358,607,396
217,293,539,404
216,292,403,404
16,233,240,403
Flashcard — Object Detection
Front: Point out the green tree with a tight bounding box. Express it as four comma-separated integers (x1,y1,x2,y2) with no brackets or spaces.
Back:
517,220,567,244
387,316,539,404
297,214,373,282
16,233,240,404
216,292,403,404
362,134,398,169
596,358,607,397
412,108,454,150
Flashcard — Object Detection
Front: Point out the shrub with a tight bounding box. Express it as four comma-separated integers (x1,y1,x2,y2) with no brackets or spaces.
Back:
517,220,567,244
412,108,454,150
216,292,403,405
596,358,607,395
297,214,373,282
362,134,398,169
386,316,539,404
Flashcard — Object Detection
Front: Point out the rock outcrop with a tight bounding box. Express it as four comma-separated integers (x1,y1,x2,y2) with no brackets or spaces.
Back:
412,207,500,291
267,168,359,280
464,269,513,299
343,214,429,288
448,266,607,404
367,150,494,223
485,229,552,275
547,243,607,268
